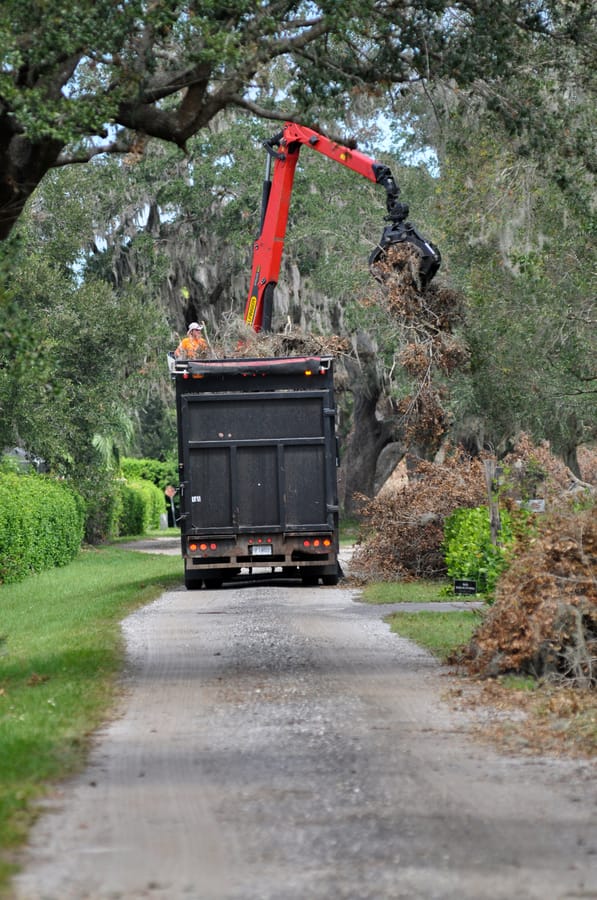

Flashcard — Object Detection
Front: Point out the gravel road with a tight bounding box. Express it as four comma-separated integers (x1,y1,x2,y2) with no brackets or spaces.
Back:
12,569,597,900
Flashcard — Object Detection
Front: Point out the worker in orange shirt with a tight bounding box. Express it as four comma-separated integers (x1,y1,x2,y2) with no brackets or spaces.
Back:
175,322,208,359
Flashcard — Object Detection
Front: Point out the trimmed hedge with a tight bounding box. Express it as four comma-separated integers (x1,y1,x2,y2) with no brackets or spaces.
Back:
121,457,178,492
117,478,165,537
77,469,124,545
0,473,85,584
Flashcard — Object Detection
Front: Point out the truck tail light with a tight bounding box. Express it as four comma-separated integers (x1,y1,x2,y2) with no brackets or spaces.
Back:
304,537,332,548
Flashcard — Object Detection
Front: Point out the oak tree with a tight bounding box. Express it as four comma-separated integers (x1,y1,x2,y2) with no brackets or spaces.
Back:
0,0,572,240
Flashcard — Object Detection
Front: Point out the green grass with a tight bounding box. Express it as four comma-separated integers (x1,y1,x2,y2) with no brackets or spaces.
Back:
112,525,181,542
499,674,538,692
361,580,452,604
339,516,364,547
385,610,481,661
0,546,182,892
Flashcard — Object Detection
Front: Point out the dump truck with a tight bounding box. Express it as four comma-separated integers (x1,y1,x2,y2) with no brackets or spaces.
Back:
171,354,340,588
172,122,440,588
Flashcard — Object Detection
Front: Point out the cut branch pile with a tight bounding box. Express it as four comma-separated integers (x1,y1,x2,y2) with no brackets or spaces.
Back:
352,450,487,579
352,436,595,583
373,243,465,331
208,323,352,360
457,509,597,687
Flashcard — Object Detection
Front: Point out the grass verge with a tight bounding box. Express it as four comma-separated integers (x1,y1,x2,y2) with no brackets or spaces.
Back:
111,526,181,542
380,587,596,759
361,580,454,604
339,516,363,547
385,610,481,661
0,545,182,893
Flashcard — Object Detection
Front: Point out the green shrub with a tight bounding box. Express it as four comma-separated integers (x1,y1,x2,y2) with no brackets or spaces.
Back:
0,473,85,584
117,478,165,536
74,470,123,545
442,505,531,597
121,457,178,492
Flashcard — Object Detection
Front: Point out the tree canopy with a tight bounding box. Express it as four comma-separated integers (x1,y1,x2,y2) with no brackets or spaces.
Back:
1,0,589,240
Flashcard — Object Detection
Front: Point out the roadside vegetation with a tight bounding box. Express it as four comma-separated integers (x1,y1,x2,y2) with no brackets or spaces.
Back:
386,610,480,661
360,585,596,759
0,456,176,586
0,545,182,892
361,580,451,604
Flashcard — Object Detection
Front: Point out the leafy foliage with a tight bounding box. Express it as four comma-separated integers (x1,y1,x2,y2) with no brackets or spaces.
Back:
1,0,584,240
0,192,170,478
0,473,85,583
75,470,123,546
401,72,597,464
121,457,178,492
117,479,165,537
443,506,531,596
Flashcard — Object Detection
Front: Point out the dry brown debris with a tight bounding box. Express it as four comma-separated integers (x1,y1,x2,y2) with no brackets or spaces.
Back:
353,450,488,580
396,386,450,450
207,325,352,360
449,678,597,758
457,509,597,686
353,436,594,589
371,243,465,332
366,244,469,453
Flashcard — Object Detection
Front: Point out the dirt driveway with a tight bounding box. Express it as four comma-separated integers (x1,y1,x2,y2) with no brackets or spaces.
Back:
12,570,597,900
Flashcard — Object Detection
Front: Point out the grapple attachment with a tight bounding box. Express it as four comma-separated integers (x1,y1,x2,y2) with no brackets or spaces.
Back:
369,219,441,290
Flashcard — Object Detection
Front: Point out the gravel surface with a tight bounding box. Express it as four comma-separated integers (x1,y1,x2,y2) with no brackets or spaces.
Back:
12,573,597,900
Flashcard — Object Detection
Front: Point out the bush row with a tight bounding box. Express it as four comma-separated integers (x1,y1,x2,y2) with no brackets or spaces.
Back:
0,473,86,584
121,457,178,492
78,472,168,545
0,468,168,583
117,478,165,537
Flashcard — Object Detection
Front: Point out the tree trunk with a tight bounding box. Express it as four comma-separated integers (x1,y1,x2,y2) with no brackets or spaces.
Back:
340,334,393,516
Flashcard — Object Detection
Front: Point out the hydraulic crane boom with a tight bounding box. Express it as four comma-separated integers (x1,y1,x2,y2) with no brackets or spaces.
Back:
244,121,440,333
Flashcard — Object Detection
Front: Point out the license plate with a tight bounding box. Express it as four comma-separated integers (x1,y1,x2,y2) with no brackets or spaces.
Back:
250,545,272,556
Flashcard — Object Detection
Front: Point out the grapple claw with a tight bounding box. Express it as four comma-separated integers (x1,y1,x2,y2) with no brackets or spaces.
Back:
369,221,441,290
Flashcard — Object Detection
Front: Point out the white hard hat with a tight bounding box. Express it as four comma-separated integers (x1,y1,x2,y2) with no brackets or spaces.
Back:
187,322,203,332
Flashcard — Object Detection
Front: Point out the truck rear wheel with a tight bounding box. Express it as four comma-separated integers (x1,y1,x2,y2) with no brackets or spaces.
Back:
322,573,339,586
203,577,223,589
184,571,203,590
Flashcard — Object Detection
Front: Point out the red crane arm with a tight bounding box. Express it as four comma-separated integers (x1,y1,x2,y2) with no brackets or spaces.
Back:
243,123,395,333
243,122,439,332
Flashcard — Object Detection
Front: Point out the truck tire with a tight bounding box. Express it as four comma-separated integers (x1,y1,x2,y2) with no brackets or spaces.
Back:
322,573,339,586
184,571,203,590
203,577,223,590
